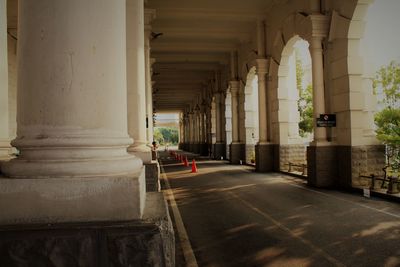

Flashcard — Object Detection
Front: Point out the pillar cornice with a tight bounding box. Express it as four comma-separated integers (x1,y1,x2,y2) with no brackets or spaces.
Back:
309,14,330,39
229,80,240,94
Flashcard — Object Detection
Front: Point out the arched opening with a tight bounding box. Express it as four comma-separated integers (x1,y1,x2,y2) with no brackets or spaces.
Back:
244,67,259,165
277,36,312,175
153,113,180,150
351,0,400,186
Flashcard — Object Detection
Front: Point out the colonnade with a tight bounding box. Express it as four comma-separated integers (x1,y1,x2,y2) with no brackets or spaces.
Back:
178,0,383,189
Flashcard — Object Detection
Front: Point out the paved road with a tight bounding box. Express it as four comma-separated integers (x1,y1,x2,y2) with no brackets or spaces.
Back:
160,152,400,267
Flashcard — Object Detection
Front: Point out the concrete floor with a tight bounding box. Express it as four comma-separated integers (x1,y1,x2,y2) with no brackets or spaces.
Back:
160,151,400,267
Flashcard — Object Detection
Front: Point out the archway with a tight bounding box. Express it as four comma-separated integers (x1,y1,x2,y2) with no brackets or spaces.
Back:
244,67,259,164
348,0,400,187
277,36,312,174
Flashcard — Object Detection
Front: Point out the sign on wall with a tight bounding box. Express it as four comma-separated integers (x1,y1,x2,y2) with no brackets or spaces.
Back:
316,114,336,127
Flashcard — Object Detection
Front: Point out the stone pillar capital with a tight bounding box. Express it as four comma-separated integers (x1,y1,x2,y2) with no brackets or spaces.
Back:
309,14,330,39
255,58,269,75
229,80,240,95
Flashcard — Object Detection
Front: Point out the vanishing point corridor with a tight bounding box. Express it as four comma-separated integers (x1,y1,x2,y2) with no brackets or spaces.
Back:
160,151,400,267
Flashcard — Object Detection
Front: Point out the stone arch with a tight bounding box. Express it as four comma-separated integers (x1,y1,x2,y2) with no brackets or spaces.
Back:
338,0,386,187
268,12,315,172
243,66,259,164
269,13,313,144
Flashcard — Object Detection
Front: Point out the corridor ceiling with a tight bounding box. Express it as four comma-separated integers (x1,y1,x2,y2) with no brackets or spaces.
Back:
146,0,275,112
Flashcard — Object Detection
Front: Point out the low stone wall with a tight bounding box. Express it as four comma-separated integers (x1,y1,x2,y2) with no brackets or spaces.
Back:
245,145,255,164
145,161,160,192
279,144,307,171
351,145,386,188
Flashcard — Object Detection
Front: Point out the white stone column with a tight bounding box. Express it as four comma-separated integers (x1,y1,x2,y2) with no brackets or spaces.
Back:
256,59,269,144
206,108,211,144
126,0,151,163
189,112,195,143
144,9,156,144
0,0,10,158
185,115,190,144
230,81,240,143
1,0,145,224
310,15,329,144
215,93,222,143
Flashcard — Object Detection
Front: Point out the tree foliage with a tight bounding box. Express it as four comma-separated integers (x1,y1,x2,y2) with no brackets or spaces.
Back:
373,61,400,169
154,127,179,145
373,61,400,107
296,55,313,137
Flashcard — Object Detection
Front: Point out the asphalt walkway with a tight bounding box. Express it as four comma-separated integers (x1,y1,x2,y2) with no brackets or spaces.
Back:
160,151,400,267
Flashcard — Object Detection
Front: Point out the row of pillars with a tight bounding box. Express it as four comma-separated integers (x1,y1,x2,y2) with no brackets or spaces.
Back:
179,9,330,168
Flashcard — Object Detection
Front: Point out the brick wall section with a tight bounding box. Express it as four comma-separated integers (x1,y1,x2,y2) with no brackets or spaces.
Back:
279,144,307,171
351,145,386,187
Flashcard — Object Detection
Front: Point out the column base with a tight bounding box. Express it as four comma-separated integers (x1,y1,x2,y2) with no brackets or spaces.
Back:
145,161,160,192
193,143,201,154
230,143,245,164
0,192,174,267
0,140,11,159
200,143,209,156
178,143,184,150
307,145,337,187
255,143,275,172
0,167,146,225
128,144,152,164
213,143,226,160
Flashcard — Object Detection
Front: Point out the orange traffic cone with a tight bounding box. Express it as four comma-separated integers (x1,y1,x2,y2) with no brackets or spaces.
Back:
184,156,189,167
191,159,198,173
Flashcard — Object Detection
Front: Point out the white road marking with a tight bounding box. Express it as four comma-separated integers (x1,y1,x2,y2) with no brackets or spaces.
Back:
286,181,400,219
227,190,347,267
160,162,199,267
231,165,400,219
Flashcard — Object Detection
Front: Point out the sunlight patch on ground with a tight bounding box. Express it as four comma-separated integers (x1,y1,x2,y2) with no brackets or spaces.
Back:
356,221,400,238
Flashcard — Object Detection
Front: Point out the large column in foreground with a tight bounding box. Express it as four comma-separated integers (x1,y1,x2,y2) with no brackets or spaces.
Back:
126,0,151,163
0,0,145,224
0,0,10,158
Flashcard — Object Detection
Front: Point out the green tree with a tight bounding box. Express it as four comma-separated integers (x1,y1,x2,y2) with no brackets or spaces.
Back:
154,127,179,145
373,61,400,107
296,54,313,137
153,128,164,145
373,61,400,169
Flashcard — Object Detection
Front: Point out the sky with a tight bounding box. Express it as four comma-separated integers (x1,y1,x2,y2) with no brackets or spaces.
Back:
361,0,400,74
